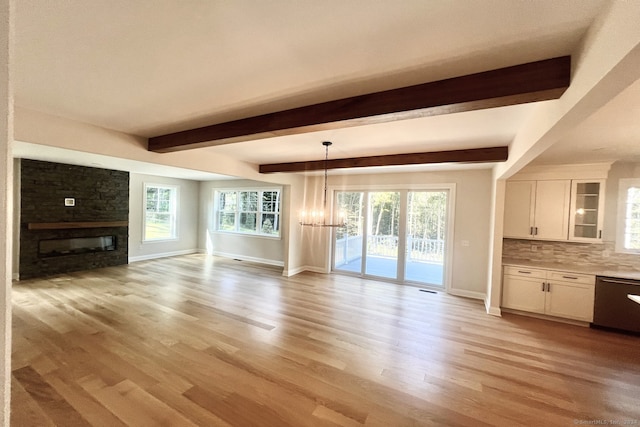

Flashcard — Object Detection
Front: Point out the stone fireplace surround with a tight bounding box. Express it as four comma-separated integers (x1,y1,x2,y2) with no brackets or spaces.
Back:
19,159,129,280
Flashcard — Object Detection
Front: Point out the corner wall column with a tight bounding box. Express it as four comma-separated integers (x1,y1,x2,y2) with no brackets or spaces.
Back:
0,0,13,422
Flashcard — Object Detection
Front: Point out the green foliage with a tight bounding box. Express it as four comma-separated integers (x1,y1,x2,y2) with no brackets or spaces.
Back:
334,190,447,241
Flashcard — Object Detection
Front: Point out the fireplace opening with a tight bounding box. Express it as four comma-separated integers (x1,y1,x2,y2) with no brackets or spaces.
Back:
39,235,117,257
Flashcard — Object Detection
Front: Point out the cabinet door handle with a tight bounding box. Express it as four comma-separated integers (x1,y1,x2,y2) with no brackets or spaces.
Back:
562,276,578,280
530,226,534,236
534,227,538,236
546,283,551,292
598,230,602,239
542,282,545,291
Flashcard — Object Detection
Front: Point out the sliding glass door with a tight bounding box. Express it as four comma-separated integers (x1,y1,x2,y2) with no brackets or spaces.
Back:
334,192,365,274
333,188,450,287
405,191,447,286
365,192,400,279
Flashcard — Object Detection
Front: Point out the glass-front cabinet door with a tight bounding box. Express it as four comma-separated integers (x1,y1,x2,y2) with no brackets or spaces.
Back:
569,180,605,242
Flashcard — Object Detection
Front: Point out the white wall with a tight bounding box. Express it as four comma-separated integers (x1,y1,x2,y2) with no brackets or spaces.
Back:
0,0,11,420
302,168,494,297
199,179,285,267
128,173,200,262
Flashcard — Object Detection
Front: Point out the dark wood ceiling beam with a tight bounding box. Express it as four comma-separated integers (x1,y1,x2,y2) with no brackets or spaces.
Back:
148,56,571,153
259,146,508,173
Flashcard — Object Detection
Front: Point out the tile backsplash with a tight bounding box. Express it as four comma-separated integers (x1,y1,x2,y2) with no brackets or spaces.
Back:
502,239,640,272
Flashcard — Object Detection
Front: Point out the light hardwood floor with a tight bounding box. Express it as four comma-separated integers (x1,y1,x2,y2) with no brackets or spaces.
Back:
11,254,640,426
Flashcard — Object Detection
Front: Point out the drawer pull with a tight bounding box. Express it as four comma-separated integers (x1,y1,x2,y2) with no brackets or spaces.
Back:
518,271,532,274
562,276,578,280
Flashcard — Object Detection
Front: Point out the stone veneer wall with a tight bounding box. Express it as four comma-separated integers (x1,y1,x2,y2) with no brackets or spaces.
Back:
503,238,640,272
19,159,129,279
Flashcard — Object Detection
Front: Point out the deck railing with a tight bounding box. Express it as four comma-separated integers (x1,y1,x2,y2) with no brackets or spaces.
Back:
335,235,444,265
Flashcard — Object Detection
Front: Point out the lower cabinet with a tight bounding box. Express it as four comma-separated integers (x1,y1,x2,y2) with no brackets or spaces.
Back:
502,266,595,322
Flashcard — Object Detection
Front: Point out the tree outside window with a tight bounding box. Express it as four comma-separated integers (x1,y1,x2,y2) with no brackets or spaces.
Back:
617,178,640,254
215,189,280,237
144,184,178,241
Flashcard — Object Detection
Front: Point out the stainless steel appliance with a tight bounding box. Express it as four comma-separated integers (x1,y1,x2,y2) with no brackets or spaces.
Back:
593,276,640,334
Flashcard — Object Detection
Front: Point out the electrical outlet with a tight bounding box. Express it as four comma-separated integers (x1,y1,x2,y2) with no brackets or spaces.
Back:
531,245,537,252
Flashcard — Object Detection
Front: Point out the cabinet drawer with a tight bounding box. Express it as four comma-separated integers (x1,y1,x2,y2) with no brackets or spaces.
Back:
504,266,546,279
548,271,594,285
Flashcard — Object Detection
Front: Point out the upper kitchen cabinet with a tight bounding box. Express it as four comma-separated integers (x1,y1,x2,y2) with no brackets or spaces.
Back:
569,180,605,242
504,180,570,240
503,163,611,243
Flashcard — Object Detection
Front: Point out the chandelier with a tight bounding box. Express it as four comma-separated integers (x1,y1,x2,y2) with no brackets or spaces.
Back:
299,141,346,228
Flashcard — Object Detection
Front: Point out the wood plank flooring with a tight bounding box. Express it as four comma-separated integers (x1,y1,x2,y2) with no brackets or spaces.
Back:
11,254,640,426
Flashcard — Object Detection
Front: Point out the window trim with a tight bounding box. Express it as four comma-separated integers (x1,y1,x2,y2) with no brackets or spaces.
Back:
143,183,179,242
214,188,282,238
616,178,640,254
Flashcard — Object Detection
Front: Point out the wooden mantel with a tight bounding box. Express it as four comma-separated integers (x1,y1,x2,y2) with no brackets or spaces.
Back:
27,221,129,230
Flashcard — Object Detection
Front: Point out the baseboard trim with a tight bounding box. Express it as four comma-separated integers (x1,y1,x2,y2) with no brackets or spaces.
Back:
484,297,502,316
283,266,305,277
448,288,486,300
501,308,590,327
129,249,199,263
282,265,327,277
212,251,284,268
302,266,327,274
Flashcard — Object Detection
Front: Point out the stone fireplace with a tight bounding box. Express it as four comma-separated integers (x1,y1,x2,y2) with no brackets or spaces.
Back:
19,159,129,280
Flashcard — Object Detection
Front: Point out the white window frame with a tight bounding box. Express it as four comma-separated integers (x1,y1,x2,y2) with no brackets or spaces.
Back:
616,178,640,254
143,183,179,242
214,188,282,238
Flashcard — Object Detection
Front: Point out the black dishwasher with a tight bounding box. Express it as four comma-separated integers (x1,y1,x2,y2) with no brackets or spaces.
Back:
593,276,640,334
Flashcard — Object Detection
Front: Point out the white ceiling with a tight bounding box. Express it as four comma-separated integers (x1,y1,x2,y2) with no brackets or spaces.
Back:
13,0,639,178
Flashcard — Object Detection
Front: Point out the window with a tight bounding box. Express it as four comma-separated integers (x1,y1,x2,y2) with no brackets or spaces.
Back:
215,189,281,237
617,178,640,253
144,184,178,241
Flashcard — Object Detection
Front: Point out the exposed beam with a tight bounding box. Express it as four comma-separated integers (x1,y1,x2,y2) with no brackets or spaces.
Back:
148,56,571,153
259,146,508,173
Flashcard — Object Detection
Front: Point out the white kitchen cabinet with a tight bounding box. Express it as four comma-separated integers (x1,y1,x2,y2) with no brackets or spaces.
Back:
504,180,570,240
502,266,595,322
502,266,546,313
568,180,605,242
503,181,535,238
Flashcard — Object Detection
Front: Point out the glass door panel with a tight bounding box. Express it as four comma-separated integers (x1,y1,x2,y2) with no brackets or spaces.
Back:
365,192,400,279
406,191,447,286
334,192,364,274
572,182,601,239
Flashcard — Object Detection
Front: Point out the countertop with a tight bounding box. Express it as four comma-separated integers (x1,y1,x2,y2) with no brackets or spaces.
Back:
502,258,640,281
